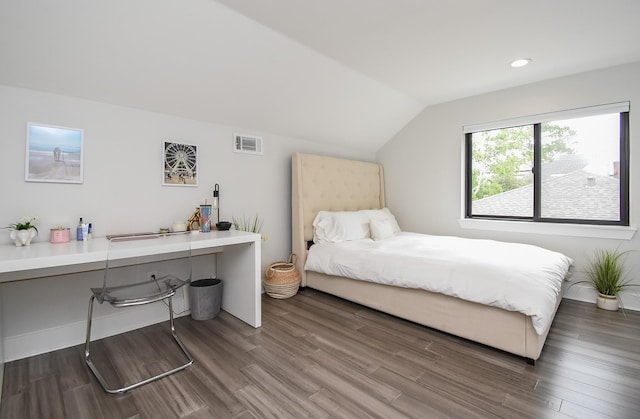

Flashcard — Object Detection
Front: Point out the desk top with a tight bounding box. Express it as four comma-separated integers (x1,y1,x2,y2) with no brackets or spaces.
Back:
0,230,261,282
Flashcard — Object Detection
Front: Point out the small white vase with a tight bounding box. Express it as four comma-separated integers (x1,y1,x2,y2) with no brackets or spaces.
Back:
9,228,37,246
596,293,619,311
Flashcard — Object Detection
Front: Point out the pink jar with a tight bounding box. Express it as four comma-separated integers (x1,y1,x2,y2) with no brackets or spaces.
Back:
50,227,71,243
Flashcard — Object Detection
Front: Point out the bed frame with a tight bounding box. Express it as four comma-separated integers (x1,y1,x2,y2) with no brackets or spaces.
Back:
291,152,563,363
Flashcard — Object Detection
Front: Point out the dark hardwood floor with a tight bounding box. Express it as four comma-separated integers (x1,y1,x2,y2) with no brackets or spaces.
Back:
2,288,639,418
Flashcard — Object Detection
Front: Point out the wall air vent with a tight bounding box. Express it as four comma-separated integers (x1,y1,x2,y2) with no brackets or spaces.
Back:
234,133,264,155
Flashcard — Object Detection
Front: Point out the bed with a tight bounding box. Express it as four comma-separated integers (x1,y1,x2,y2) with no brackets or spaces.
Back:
291,152,573,363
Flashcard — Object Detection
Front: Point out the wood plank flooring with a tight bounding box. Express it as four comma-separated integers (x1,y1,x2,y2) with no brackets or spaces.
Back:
2,288,639,418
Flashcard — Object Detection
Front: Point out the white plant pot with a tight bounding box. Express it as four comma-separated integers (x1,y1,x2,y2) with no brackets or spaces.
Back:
596,293,619,311
9,228,37,246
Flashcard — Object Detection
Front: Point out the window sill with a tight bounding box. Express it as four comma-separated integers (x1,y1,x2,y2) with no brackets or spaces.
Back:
457,218,636,240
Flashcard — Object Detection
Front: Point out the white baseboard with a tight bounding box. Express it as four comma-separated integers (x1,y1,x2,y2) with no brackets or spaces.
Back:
3,302,188,363
563,283,640,311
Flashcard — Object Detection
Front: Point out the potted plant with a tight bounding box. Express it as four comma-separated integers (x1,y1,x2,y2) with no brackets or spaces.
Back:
232,214,267,241
583,248,636,311
6,216,39,246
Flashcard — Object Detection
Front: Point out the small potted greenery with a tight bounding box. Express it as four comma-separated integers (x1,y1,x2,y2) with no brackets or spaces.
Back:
232,214,267,241
6,216,39,246
582,248,637,311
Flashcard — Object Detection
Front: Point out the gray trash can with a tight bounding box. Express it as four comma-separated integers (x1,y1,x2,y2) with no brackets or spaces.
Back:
189,278,222,320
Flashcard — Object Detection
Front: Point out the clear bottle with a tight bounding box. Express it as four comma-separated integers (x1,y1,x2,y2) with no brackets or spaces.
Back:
77,217,84,241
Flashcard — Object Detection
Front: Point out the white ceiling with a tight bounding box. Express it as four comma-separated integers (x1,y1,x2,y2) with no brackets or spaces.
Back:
1,0,639,152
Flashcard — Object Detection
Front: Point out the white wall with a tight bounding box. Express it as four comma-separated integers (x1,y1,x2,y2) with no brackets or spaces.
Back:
377,61,640,310
0,85,374,361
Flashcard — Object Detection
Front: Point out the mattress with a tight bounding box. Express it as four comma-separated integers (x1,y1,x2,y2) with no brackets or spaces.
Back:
305,232,574,334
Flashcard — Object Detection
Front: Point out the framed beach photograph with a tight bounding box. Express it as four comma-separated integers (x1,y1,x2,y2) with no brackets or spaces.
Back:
25,123,84,183
162,140,198,186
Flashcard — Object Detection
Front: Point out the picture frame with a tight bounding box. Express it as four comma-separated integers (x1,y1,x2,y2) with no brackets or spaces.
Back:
162,140,198,186
25,123,84,184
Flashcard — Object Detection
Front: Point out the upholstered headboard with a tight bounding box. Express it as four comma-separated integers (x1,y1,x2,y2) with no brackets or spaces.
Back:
291,152,385,286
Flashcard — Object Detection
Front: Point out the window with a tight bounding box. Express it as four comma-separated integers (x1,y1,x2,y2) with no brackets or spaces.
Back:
465,103,629,226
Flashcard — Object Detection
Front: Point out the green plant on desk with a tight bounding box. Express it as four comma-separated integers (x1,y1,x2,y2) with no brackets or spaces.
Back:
232,214,267,241
6,215,39,234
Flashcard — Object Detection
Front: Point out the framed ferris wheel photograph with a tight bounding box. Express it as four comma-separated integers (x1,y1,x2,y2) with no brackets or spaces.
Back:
162,140,198,186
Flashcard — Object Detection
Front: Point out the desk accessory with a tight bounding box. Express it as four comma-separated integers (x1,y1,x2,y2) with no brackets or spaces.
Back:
213,183,232,230
50,227,70,243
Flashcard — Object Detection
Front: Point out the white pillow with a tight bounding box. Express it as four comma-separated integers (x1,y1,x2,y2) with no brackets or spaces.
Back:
369,219,396,241
312,211,370,244
359,208,401,233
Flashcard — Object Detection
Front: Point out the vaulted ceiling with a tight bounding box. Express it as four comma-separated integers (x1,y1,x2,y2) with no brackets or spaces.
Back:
1,0,639,152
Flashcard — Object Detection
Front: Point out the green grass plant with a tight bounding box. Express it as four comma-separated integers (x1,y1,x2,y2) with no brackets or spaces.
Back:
585,248,634,296
232,214,263,233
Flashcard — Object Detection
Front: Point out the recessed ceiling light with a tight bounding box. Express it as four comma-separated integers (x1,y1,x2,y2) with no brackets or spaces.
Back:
510,58,532,68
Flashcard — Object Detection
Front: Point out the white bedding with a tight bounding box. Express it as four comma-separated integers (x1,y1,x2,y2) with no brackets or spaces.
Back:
304,232,573,334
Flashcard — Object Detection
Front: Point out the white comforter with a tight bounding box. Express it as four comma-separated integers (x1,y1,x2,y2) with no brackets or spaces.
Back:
304,232,573,334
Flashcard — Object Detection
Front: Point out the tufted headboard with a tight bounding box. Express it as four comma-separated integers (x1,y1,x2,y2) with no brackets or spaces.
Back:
291,152,385,286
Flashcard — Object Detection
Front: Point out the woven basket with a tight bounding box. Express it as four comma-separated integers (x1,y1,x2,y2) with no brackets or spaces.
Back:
264,254,301,299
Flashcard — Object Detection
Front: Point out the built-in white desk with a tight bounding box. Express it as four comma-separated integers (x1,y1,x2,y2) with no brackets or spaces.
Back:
0,230,261,400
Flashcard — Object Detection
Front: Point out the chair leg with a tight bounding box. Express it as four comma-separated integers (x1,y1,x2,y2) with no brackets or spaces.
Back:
85,295,194,394
85,294,115,393
169,297,194,365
